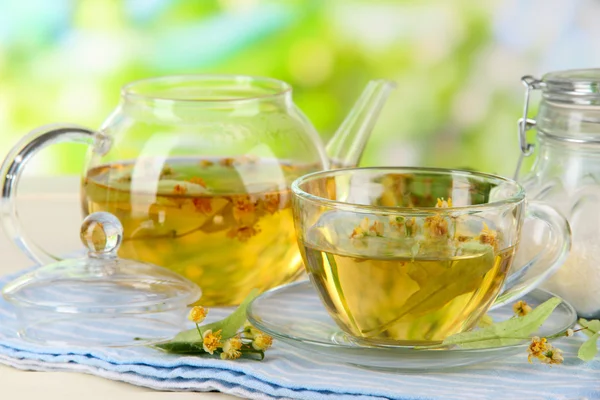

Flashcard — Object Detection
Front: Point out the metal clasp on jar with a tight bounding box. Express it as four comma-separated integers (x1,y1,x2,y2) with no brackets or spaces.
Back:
514,76,544,179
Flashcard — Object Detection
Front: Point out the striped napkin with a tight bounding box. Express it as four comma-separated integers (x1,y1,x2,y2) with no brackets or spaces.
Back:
0,270,599,400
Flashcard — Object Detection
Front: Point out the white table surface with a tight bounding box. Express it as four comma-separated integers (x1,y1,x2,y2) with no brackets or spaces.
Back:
0,177,233,399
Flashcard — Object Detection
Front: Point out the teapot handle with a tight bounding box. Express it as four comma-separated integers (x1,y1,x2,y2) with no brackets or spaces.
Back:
0,124,108,265
492,201,571,308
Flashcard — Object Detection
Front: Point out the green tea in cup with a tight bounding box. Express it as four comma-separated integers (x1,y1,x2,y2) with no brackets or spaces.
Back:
291,168,570,345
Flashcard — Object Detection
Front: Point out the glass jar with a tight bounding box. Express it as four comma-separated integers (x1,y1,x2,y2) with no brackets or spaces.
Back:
516,69,600,318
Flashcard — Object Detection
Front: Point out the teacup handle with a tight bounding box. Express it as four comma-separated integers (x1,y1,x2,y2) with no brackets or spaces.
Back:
492,201,571,308
0,123,108,265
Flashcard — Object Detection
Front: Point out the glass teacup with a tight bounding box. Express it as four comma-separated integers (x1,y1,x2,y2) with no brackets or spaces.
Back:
291,167,571,346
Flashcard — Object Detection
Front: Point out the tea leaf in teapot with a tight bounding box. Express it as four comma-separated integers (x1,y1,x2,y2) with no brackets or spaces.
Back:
578,318,600,337
436,297,561,349
578,332,599,362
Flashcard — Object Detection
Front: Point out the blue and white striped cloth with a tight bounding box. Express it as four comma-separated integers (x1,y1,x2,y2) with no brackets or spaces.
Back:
0,270,599,400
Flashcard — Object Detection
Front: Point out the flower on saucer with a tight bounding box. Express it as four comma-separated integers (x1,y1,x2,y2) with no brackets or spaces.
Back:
513,300,532,317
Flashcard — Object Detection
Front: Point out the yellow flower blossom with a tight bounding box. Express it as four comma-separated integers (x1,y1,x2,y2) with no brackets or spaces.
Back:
192,197,212,214
160,165,174,179
479,222,498,249
188,306,208,323
405,217,417,237
173,184,188,195
220,336,243,360
220,158,235,167
244,321,261,338
233,195,257,226
566,328,575,337
189,177,207,188
262,192,281,214
436,197,453,208
369,220,384,236
513,300,533,317
541,347,564,365
351,217,384,239
424,214,448,237
227,226,260,242
527,336,550,363
202,329,222,355
200,160,214,167
389,215,404,230
252,332,273,351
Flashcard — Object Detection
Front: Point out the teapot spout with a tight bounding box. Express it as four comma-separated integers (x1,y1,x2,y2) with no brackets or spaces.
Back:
326,79,396,169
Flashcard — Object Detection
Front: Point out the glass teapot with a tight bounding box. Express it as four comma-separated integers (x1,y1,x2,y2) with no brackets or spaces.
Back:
515,69,600,318
0,75,395,306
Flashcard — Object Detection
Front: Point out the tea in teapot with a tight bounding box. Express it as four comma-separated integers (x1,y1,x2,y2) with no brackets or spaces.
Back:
83,157,317,305
0,75,395,306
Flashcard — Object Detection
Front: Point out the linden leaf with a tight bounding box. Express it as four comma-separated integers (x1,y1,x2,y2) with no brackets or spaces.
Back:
579,318,600,338
169,289,259,343
364,248,494,336
437,297,562,349
155,341,206,354
200,288,259,340
477,314,494,328
578,332,599,362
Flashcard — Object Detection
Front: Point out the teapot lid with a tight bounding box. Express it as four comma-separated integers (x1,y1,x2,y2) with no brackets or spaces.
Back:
2,212,201,347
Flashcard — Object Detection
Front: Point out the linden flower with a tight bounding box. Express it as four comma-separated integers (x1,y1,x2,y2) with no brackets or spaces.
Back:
389,215,405,230
479,222,498,248
200,160,214,167
262,192,281,214
160,165,174,179
405,217,418,237
244,321,261,338
188,306,208,323
233,196,257,225
252,332,273,351
566,328,575,337
220,158,235,167
436,197,453,208
173,184,188,195
513,300,533,317
527,336,550,363
541,347,564,365
227,226,260,242
192,197,212,214
189,177,207,188
202,329,222,355
220,336,243,360
350,217,370,239
369,220,384,237
424,214,448,237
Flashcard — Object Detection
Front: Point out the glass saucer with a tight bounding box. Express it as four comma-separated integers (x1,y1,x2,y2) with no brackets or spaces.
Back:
247,281,576,371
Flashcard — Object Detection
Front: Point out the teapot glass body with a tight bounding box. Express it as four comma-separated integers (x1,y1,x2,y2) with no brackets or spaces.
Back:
517,69,600,318
0,75,394,306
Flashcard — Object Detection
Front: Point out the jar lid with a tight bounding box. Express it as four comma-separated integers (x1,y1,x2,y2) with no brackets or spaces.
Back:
2,212,201,347
542,69,600,105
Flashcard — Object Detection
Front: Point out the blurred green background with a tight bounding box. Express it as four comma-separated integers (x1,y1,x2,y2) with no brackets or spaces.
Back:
1,0,598,177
